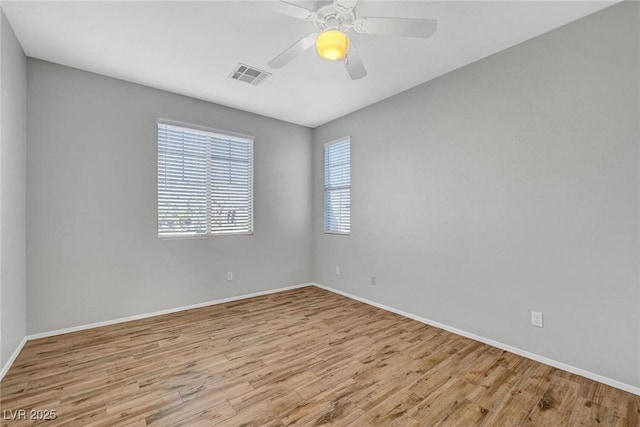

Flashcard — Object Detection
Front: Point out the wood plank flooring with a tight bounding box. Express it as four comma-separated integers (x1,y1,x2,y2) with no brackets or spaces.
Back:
1,286,638,426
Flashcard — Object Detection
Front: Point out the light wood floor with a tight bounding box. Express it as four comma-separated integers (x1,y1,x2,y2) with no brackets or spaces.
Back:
1,287,638,426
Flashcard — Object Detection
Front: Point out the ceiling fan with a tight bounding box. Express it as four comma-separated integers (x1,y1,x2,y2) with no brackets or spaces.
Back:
259,0,437,80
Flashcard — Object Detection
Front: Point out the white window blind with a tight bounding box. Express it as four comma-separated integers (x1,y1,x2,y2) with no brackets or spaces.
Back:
157,121,253,237
324,138,351,234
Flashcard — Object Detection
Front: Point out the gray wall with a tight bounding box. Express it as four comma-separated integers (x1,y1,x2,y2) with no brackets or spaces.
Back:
0,9,27,369
27,59,313,334
312,2,639,387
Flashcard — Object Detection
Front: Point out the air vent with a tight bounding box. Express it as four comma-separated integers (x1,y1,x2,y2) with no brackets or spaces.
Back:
229,63,271,86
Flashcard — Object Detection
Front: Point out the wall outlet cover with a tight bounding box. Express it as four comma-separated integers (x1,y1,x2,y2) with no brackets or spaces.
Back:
531,311,543,327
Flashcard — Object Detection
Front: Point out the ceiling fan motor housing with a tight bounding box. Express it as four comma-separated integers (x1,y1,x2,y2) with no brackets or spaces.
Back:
313,4,355,32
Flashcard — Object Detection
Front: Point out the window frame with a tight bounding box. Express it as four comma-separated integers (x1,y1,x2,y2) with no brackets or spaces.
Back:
157,119,254,239
324,137,351,235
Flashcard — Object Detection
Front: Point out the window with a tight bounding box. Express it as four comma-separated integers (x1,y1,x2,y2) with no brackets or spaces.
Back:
324,138,351,234
157,120,253,237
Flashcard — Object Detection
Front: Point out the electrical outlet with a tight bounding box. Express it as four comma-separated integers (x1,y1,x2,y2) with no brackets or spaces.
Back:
335,266,341,275
371,275,376,285
227,272,233,281
531,311,543,327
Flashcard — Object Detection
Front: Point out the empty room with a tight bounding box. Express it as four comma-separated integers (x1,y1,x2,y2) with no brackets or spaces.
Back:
0,0,639,425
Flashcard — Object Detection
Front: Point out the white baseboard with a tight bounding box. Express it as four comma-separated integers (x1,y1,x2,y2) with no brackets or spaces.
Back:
5,281,638,397
0,282,312,380
27,283,313,341
2,283,312,379
0,336,28,381
312,282,640,397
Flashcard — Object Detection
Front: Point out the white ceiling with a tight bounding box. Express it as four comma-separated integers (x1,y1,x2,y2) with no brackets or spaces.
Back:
2,0,617,127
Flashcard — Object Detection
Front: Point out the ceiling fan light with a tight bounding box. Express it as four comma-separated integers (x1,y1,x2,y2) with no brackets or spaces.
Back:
316,30,350,61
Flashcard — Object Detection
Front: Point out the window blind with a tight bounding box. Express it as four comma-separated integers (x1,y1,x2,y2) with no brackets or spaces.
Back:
324,138,351,234
157,121,253,237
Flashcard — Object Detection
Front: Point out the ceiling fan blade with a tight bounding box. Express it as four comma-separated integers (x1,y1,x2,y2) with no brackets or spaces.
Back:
344,41,367,80
252,1,317,21
268,33,318,68
354,17,437,38
333,0,359,13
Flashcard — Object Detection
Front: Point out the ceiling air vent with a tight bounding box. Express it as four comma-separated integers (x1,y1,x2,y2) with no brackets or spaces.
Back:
229,63,271,86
